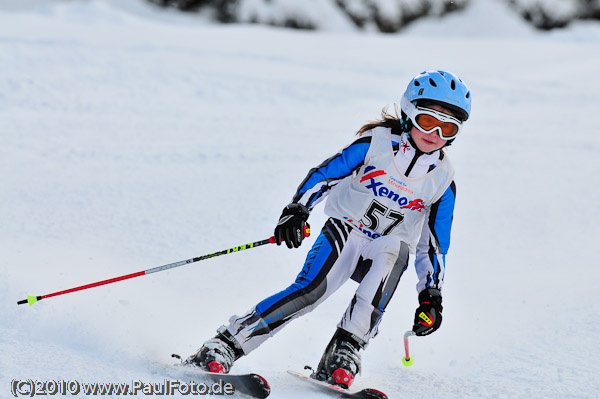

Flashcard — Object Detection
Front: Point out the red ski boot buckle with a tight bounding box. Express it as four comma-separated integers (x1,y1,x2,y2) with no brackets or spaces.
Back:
331,368,354,389
207,361,226,374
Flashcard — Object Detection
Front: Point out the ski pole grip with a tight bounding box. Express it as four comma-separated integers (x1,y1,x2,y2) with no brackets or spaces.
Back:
268,224,310,244
303,224,311,237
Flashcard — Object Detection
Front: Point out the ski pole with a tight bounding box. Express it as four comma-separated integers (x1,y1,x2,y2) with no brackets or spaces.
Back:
17,226,310,307
402,330,415,366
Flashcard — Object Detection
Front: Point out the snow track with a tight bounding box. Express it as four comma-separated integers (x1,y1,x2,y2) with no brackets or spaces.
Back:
1,1,599,398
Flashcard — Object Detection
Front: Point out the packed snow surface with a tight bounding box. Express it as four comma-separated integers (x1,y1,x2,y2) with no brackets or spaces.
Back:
1,0,599,398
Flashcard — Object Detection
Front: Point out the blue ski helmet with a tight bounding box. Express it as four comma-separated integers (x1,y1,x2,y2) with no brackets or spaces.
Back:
401,70,471,121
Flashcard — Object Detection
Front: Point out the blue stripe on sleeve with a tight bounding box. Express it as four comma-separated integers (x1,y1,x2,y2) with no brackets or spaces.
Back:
432,183,456,254
293,137,371,206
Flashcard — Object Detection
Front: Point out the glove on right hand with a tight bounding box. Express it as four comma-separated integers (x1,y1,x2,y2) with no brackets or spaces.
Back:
412,288,443,336
274,203,310,249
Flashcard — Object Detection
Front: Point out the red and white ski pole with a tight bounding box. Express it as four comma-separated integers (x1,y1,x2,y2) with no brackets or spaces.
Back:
17,226,310,307
402,330,415,366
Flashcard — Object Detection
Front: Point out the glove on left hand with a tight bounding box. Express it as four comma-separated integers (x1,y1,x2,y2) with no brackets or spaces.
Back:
412,288,443,336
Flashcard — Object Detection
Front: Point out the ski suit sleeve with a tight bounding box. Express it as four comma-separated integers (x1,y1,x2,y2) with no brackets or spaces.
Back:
291,132,373,211
414,181,456,293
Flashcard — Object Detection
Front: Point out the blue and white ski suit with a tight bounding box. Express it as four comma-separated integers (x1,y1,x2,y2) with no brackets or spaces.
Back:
226,128,456,354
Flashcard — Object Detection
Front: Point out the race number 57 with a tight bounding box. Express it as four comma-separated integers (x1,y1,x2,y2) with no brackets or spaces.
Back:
360,200,404,235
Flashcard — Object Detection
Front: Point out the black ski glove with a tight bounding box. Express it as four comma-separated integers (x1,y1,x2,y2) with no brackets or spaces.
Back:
274,203,310,249
412,288,443,336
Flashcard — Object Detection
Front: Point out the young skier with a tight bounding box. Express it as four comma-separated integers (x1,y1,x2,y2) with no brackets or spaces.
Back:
185,70,471,388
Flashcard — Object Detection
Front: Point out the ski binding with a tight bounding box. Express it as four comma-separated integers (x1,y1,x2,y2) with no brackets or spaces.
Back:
287,367,387,399
171,354,270,398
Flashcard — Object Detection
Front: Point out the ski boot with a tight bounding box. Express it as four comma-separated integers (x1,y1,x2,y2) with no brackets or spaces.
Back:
313,328,365,389
184,326,243,374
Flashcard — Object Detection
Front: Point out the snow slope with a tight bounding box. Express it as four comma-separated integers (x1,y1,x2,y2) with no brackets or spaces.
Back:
1,1,599,398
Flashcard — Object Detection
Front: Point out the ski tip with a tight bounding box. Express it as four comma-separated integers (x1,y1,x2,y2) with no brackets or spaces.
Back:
171,354,182,360
364,388,388,399
255,374,270,391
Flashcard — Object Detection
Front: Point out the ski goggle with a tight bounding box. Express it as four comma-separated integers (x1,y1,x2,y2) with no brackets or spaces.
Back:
401,96,463,140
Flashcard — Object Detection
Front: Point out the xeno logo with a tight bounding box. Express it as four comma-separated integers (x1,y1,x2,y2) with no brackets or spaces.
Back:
361,167,409,206
400,199,425,212
361,166,425,212
360,165,387,183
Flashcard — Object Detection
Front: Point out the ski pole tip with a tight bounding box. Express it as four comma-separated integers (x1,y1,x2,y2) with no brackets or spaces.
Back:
402,356,414,367
28,295,39,306
17,295,39,306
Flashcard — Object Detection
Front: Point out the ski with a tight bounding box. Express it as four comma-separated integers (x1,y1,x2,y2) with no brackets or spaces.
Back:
171,354,270,399
287,368,387,399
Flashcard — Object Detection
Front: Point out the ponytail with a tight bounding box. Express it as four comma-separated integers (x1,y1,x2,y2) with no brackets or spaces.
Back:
356,104,405,136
